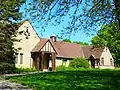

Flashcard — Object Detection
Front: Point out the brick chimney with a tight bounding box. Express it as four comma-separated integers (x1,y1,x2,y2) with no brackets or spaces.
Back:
50,34,56,42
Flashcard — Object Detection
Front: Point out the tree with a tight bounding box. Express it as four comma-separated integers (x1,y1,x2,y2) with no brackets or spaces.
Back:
0,0,24,73
63,39,71,43
91,23,120,67
63,39,89,46
0,22,19,73
26,0,120,36
73,41,89,46
0,0,24,21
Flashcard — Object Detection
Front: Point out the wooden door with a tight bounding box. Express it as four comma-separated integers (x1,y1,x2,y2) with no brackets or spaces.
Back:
43,53,49,69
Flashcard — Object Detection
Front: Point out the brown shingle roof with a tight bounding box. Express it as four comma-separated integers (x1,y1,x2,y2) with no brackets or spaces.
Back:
31,38,84,58
54,41,84,58
31,38,104,59
82,46,104,59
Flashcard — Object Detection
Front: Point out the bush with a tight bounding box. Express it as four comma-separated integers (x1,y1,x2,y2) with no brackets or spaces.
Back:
56,65,76,71
56,65,89,71
0,62,15,74
69,57,89,68
14,67,39,73
56,65,67,71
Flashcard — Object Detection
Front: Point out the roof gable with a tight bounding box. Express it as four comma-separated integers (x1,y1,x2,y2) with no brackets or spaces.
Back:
41,39,57,53
17,20,40,39
100,47,113,59
31,38,57,54
82,46,104,59
14,20,40,52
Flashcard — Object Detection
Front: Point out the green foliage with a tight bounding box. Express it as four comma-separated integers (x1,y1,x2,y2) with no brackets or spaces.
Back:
63,39,89,46
91,23,120,67
0,22,19,74
27,0,120,35
0,62,15,74
70,58,89,68
56,65,87,71
0,0,24,74
14,67,39,73
56,65,67,71
63,39,71,43
6,69,120,90
73,41,89,46
0,0,25,21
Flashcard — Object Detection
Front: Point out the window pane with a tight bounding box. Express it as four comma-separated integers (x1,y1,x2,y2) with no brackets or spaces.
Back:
63,59,67,62
15,53,18,64
101,57,104,65
20,53,23,64
110,58,113,65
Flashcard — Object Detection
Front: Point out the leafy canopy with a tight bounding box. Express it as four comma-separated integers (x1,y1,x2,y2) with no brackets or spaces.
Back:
63,39,71,43
73,41,89,46
25,0,120,36
0,0,24,73
91,23,120,66
0,0,25,21
63,39,89,46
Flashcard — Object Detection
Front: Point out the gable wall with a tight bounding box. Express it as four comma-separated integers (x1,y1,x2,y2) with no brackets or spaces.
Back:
41,41,55,52
14,21,40,68
100,47,114,68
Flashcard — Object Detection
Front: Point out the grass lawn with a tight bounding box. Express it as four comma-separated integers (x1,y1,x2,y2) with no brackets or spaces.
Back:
6,69,120,90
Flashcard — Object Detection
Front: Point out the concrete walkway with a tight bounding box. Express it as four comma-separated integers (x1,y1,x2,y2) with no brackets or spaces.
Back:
0,71,51,90
3,71,42,77
0,80,32,90
0,72,41,90
0,75,32,90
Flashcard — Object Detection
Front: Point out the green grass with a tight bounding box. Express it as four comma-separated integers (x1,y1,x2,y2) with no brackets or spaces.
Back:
6,69,120,90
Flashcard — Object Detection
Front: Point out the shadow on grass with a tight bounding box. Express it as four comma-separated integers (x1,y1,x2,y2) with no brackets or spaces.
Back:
6,69,120,90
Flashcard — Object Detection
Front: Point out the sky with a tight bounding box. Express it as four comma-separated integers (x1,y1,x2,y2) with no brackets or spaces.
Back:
19,1,100,44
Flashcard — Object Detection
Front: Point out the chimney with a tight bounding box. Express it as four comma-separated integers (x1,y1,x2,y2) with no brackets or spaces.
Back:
50,34,56,42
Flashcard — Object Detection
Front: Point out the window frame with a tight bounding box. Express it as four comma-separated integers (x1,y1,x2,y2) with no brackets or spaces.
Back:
101,57,104,65
15,53,19,64
20,53,23,64
110,58,113,65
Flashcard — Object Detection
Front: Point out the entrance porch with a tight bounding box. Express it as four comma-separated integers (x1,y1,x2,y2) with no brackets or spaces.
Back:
89,55,100,68
32,52,56,71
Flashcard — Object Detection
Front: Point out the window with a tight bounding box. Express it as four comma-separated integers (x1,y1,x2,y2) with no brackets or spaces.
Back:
15,53,18,64
63,59,67,62
63,59,67,65
95,60,99,65
101,57,104,65
110,58,113,65
20,53,23,64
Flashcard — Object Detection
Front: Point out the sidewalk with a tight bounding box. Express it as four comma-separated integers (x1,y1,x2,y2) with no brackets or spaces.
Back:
0,71,52,90
0,75,32,90
3,71,42,77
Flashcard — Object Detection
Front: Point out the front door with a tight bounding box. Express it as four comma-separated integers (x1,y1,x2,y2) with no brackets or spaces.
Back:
91,59,95,68
43,53,50,69
89,55,95,68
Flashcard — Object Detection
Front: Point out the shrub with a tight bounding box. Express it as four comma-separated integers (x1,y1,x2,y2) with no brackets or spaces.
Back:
69,57,89,68
56,65,66,71
14,67,39,73
56,65,77,71
56,65,89,71
0,62,15,74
